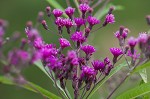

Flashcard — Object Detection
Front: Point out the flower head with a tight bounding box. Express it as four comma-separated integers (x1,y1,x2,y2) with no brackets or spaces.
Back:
105,14,115,24
81,66,96,78
74,17,86,27
87,16,100,27
55,17,64,27
64,18,73,28
67,50,77,60
65,7,75,18
79,3,90,13
110,47,123,57
59,38,71,49
70,31,85,43
92,60,105,70
138,32,148,44
33,37,44,49
128,37,137,47
81,44,96,55
127,50,140,61
52,9,63,18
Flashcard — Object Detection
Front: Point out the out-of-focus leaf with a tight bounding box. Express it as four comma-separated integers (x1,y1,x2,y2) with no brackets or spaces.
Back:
34,61,72,99
94,3,124,19
117,82,150,99
46,0,68,18
88,61,128,99
139,69,147,83
73,0,81,15
0,76,61,99
132,61,150,73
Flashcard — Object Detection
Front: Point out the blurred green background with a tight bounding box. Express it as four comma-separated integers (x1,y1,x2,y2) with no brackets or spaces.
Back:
0,0,150,99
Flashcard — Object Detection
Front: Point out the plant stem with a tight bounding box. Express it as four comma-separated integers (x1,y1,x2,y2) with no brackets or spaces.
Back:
73,0,82,16
64,88,70,99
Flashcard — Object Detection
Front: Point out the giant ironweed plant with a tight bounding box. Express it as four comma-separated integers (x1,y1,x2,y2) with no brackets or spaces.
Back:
0,0,150,99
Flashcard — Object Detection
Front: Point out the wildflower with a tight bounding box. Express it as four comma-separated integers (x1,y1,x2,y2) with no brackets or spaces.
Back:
45,6,51,17
65,7,75,19
87,16,100,29
81,44,96,55
52,9,63,18
110,47,123,64
128,37,137,54
79,3,90,14
71,31,85,44
92,60,105,71
74,17,86,31
59,38,71,49
33,37,44,49
103,14,115,26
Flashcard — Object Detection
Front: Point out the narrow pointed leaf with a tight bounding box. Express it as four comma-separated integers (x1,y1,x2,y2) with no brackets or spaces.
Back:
0,76,61,99
139,69,147,83
117,82,150,99
34,61,72,99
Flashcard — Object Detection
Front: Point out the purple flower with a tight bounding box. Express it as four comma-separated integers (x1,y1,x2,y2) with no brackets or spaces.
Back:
138,32,148,44
74,17,86,27
47,56,62,70
67,50,78,66
0,27,4,37
87,16,100,27
65,7,75,18
81,44,96,55
81,66,96,78
25,28,40,41
67,50,77,60
31,51,42,63
70,31,85,43
40,47,58,60
92,60,105,70
52,9,63,18
64,18,73,28
79,4,90,13
55,17,64,27
105,14,115,24
59,38,71,49
127,50,140,61
110,47,123,57
114,28,129,39
104,57,111,65
34,37,44,49
128,37,137,47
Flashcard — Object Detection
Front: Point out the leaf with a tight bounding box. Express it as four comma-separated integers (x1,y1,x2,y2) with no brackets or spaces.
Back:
94,3,124,19
46,0,68,18
117,82,150,99
0,76,61,99
34,61,72,99
132,61,150,73
88,61,128,99
139,69,147,83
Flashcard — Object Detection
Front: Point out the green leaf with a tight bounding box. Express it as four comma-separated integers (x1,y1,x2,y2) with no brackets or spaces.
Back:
46,0,68,18
34,61,72,99
88,62,128,99
94,3,124,19
132,61,150,73
139,69,147,83
0,76,61,99
117,82,150,99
